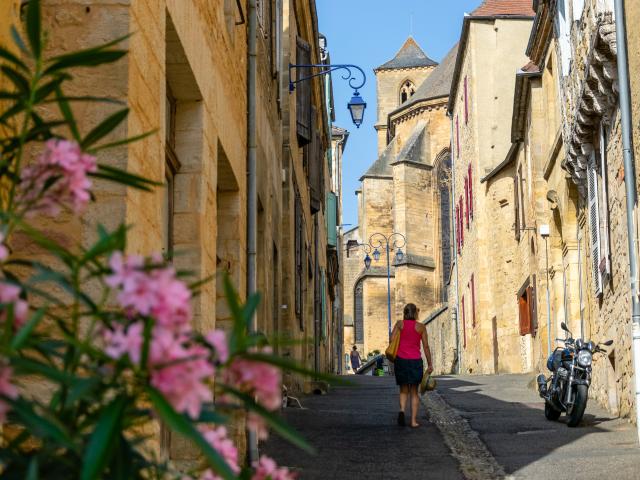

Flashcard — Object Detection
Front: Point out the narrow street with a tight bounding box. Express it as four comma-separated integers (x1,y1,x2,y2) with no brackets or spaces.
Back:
264,375,640,479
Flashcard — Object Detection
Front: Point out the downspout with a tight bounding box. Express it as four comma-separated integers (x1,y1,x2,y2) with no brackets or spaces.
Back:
447,111,461,374
246,0,259,463
613,0,640,440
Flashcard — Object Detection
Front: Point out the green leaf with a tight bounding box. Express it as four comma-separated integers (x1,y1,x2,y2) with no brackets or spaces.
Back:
147,388,236,480
1,65,29,93
220,384,315,454
34,76,69,103
26,0,42,59
11,307,46,350
81,224,126,265
81,396,127,480
195,405,228,424
8,397,75,450
55,86,80,141
241,352,350,386
90,164,161,192
13,219,75,266
10,26,29,55
65,377,101,407
11,357,77,385
89,129,156,153
81,108,129,149
26,456,39,480
45,48,127,75
0,45,28,71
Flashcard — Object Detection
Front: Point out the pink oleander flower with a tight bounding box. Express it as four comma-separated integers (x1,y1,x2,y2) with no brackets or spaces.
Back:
0,282,28,328
149,327,214,419
252,455,296,480
248,412,270,441
224,349,282,412
199,425,240,475
0,362,19,423
205,329,229,364
17,139,97,216
104,321,144,364
0,232,8,262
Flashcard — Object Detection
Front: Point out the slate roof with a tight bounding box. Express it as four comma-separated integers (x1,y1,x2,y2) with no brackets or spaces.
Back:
360,122,428,180
471,0,535,17
375,37,438,72
392,43,459,116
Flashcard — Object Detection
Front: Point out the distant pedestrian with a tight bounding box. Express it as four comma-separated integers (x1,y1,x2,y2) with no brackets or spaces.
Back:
392,303,433,428
350,345,362,372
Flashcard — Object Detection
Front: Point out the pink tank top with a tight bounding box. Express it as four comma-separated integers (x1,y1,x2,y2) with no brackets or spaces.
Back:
397,320,422,360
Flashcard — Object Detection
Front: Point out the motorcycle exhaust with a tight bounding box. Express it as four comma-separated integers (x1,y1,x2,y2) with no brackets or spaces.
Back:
536,374,548,397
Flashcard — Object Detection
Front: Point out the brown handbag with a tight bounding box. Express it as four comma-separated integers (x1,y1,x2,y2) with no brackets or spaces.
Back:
385,322,401,362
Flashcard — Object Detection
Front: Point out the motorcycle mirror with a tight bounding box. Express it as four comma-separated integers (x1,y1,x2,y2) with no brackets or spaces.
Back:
603,340,613,346
561,322,569,332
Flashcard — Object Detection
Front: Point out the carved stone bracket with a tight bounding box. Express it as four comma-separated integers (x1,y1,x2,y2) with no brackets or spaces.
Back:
563,12,618,194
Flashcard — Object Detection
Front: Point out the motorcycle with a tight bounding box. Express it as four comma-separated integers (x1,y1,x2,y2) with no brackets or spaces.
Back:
536,322,613,427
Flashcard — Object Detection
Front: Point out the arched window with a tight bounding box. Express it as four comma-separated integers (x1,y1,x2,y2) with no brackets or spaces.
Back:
399,80,416,104
437,153,452,302
354,282,364,344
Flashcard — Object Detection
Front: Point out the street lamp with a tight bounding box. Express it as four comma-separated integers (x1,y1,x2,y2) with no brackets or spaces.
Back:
540,224,551,357
363,232,407,339
289,63,367,128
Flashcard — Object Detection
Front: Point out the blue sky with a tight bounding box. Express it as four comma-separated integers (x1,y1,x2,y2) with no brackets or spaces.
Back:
316,0,481,228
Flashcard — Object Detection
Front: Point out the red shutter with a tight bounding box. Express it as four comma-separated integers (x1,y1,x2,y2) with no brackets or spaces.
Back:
464,76,468,124
456,115,460,158
462,295,467,348
459,197,464,247
469,164,473,219
518,294,531,336
471,274,476,327
465,176,470,229
456,205,461,254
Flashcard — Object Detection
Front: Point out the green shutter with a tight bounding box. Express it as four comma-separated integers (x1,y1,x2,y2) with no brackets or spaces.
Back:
321,269,327,341
326,192,337,247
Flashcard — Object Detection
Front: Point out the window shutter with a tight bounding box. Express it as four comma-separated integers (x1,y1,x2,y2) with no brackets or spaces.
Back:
456,115,460,158
464,76,468,124
296,36,312,146
518,294,531,336
462,295,466,348
465,176,469,229
598,123,611,279
308,107,322,214
471,274,476,327
514,175,520,241
587,156,602,295
468,164,473,219
326,192,337,247
294,192,304,327
456,205,461,254
459,197,464,247
530,275,538,335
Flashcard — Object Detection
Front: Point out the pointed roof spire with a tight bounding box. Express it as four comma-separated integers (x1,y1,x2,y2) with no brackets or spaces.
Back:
375,37,438,72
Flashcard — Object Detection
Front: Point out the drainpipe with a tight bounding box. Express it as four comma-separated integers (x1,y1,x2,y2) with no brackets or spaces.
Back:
447,111,461,374
246,0,259,464
613,0,640,441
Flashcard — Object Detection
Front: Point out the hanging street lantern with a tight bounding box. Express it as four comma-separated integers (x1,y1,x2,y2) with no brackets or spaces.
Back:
347,92,366,128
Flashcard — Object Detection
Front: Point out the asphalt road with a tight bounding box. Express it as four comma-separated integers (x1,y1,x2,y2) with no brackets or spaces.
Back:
263,374,640,479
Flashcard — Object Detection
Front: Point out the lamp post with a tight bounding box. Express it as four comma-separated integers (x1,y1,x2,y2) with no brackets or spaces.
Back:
363,232,406,339
288,63,367,128
540,224,551,357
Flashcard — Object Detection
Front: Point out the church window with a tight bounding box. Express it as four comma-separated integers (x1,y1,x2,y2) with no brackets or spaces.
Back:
399,80,416,104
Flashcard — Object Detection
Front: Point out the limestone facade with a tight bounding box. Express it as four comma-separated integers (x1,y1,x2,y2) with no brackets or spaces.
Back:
1,0,343,461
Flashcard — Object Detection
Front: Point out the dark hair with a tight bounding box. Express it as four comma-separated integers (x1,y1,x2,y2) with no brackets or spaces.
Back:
352,345,357,350
403,303,419,320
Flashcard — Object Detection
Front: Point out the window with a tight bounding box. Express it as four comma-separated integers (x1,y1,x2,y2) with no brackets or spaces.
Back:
164,86,181,259
464,176,470,229
456,115,460,158
459,197,464,247
294,190,305,329
587,123,611,296
399,80,416,104
296,36,312,145
462,295,466,348
518,279,537,336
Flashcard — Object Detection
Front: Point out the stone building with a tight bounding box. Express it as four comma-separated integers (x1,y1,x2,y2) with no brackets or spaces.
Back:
342,38,455,359
444,0,535,375
1,0,343,464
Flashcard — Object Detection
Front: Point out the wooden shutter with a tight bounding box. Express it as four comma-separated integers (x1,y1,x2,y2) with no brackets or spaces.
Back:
456,115,460,158
456,205,461,254
468,164,473,219
459,197,464,247
530,275,538,334
296,36,312,146
587,155,602,295
464,76,468,124
518,293,531,336
514,175,520,241
462,296,466,348
308,107,321,214
465,176,470,229
471,274,476,328
598,123,611,278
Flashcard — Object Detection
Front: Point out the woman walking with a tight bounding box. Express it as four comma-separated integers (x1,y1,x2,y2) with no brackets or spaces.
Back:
393,303,433,427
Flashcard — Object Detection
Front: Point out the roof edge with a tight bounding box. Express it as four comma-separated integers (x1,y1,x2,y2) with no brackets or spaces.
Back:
481,142,520,183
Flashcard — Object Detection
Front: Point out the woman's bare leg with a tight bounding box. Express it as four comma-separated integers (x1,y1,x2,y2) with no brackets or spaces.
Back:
410,385,420,427
399,385,409,412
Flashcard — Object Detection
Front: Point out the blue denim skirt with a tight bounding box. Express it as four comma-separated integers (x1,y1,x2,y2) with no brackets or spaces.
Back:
394,357,423,386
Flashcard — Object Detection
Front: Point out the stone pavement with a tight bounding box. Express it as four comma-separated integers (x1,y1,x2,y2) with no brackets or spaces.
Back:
263,373,640,479
262,375,463,480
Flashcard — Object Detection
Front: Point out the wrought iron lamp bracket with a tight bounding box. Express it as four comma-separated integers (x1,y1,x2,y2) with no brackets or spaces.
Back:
288,63,366,92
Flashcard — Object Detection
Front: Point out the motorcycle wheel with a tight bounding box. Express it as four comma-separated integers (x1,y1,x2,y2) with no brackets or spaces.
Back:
544,402,561,421
567,384,588,427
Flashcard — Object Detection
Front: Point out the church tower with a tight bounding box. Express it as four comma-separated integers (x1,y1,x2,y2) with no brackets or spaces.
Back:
373,37,437,155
